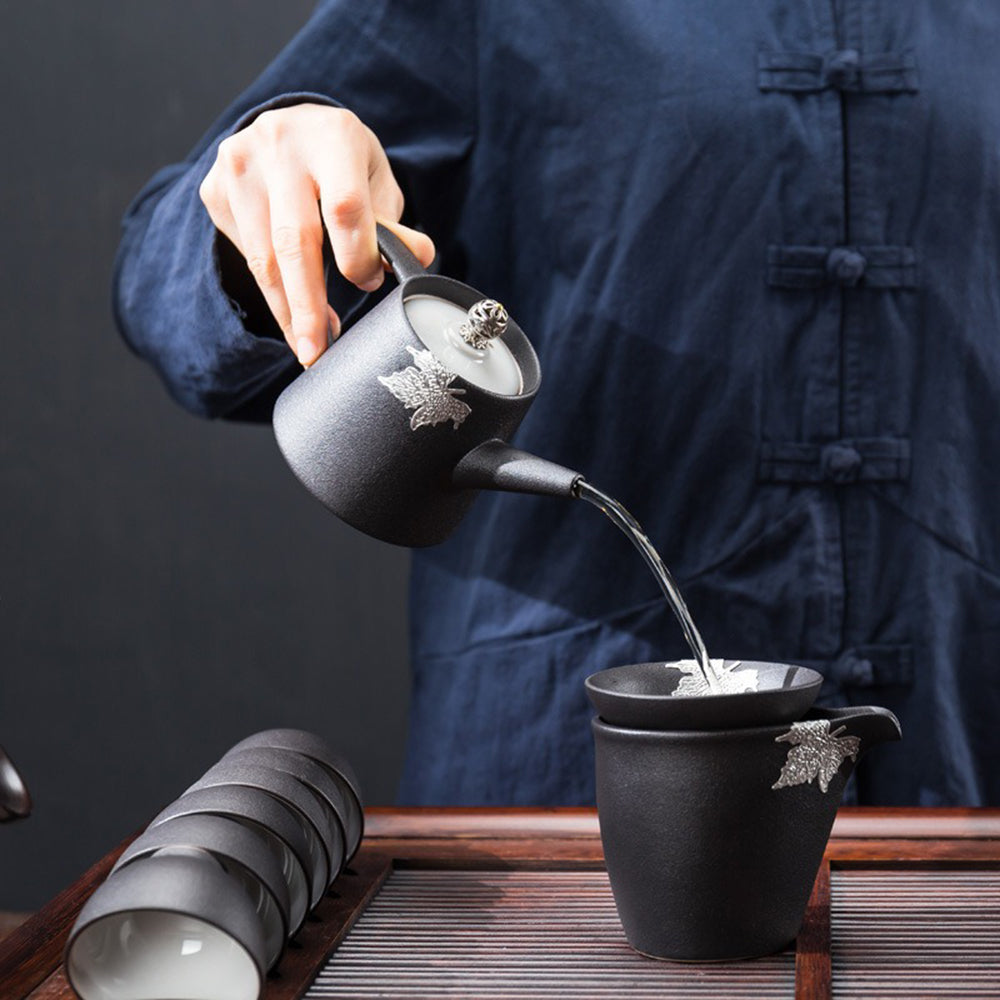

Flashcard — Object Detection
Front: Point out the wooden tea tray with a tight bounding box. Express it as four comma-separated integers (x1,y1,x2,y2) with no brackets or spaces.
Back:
2,808,999,999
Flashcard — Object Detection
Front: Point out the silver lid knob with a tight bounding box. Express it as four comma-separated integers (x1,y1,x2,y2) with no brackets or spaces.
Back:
458,299,508,350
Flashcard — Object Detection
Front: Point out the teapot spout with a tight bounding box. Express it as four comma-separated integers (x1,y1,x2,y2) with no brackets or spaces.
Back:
810,705,903,755
452,439,583,499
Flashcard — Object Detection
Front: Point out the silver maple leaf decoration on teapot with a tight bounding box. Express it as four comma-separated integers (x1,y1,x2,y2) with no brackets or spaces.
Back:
771,719,861,793
378,346,472,430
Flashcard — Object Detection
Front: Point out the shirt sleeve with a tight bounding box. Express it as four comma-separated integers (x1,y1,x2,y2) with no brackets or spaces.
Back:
113,0,476,421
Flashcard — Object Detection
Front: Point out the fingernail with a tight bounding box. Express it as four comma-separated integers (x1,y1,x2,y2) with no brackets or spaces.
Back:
329,312,341,341
361,274,383,293
297,337,320,367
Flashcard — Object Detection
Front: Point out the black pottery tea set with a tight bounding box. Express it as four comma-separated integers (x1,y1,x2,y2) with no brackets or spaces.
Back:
272,224,901,962
64,224,901,998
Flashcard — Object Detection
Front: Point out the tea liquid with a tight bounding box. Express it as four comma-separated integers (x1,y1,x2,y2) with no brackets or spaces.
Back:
575,480,723,693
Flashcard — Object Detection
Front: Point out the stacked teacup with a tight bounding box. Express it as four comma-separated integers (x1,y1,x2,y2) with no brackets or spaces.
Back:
65,729,363,1000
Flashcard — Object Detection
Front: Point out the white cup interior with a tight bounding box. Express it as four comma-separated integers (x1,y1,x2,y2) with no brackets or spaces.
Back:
67,911,260,1000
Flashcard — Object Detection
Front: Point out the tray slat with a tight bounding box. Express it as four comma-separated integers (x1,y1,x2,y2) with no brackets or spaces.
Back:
305,870,796,999
830,870,1000,999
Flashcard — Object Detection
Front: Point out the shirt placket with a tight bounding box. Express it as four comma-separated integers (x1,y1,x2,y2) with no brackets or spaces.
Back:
759,0,915,688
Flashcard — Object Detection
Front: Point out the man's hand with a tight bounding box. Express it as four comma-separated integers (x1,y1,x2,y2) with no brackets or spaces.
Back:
199,103,435,366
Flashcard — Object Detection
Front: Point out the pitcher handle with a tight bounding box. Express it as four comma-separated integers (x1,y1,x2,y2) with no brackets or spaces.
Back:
808,705,902,755
375,222,427,284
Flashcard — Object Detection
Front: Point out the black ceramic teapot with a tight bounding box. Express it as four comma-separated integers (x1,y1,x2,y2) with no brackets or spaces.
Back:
273,225,583,546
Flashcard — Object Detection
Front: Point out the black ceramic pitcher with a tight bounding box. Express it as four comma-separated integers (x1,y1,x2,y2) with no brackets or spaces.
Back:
587,662,902,962
272,225,583,546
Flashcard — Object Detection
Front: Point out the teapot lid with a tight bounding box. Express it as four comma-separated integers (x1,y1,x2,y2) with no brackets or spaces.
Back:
403,294,523,395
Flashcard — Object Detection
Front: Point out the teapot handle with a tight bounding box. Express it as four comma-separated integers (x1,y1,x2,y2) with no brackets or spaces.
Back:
376,222,427,284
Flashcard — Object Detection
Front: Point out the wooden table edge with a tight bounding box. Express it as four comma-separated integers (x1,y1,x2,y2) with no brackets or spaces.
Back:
361,805,1000,841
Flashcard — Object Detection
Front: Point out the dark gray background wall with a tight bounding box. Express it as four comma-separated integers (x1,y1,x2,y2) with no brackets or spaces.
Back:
0,1,410,910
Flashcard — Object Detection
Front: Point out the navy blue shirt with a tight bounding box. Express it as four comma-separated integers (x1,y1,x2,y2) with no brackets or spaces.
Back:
114,1,1000,806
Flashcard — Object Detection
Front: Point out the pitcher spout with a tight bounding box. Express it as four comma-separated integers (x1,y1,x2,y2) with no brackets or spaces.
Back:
807,705,903,756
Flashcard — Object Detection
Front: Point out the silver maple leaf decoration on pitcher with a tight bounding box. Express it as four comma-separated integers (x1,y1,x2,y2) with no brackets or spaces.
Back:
771,719,861,793
378,346,472,430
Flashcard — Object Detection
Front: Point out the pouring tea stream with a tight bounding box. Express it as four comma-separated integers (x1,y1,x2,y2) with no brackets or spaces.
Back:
273,224,723,690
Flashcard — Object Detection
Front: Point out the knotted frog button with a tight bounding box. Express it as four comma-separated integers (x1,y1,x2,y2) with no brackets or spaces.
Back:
826,247,867,286
847,657,875,686
823,49,860,88
821,443,862,483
